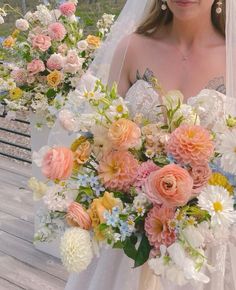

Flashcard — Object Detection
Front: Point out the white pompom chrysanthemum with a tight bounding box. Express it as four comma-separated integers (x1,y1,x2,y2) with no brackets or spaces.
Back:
60,228,93,273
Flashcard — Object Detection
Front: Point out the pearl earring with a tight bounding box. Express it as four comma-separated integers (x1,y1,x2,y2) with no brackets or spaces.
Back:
161,0,167,11
216,0,223,14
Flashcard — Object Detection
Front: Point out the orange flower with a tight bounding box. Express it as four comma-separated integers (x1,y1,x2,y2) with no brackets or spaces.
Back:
86,35,101,48
88,192,122,240
146,164,193,207
42,147,74,180
98,151,139,192
108,118,141,150
66,202,92,230
3,36,15,48
74,140,92,165
47,70,62,87
166,125,214,165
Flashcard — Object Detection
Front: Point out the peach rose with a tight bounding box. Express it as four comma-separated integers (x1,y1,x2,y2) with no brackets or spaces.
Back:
74,140,92,165
189,163,212,195
66,202,92,230
32,34,51,52
42,147,74,180
2,36,15,48
146,164,193,207
27,59,45,75
47,70,62,87
108,118,141,150
86,35,101,48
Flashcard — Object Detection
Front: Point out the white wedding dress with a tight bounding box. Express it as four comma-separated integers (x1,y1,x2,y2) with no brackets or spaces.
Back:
65,78,236,290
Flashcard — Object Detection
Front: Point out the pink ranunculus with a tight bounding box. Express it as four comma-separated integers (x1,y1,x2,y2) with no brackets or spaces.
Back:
145,164,193,207
108,118,141,150
59,2,76,17
66,202,92,230
11,68,28,85
134,161,160,188
189,163,212,195
63,49,83,74
42,147,74,180
145,205,176,251
48,22,67,41
32,34,51,52
47,53,64,70
98,151,139,192
27,59,45,75
166,125,214,166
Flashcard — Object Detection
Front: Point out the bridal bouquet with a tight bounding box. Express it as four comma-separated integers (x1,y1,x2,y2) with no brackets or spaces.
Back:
0,2,114,127
30,74,236,286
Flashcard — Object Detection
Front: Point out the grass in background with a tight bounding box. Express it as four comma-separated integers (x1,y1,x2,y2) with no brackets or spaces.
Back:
0,0,126,36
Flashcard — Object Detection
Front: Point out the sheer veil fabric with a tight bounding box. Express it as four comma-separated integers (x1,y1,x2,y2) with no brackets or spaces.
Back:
49,0,236,289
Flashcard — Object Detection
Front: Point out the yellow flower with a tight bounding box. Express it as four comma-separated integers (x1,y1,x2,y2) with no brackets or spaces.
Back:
88,192,122,240
86,35,101,48
3,36,15,48
71,136,88,152
47,70,62,87
208,172,234,195
9,87,23,100
12,29,20,39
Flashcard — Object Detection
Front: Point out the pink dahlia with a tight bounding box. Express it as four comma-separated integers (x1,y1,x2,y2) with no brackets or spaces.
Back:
145,206,176,251
134,160,159,188
98,151,139,192
189,163,212,195
166,125,214,165
59,2,76,17
48,22,67,41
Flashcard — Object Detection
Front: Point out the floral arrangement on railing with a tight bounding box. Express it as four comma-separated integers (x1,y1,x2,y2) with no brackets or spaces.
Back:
0,1,114,128
29,73,236,286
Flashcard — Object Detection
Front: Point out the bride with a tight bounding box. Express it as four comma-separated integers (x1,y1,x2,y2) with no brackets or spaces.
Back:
61,0,236,289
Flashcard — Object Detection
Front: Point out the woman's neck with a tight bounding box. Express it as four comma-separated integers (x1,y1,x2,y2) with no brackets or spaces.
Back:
167,12,221,50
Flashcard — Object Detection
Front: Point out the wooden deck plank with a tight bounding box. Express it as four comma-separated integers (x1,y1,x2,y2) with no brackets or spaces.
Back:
0,230,68,281
0,168,29,188
0,277,25,290
0,253,66,290
0,212,34,242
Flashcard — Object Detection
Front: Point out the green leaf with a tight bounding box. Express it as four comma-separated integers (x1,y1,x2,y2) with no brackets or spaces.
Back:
124,237,137,260
134,235,151,268
46,88,57,99
113,241,123,249
98,223,109,232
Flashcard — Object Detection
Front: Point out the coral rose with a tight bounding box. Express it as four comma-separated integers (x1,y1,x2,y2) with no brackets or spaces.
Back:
48,22,67,41
108,118,141,150
42,146,74,180
166,125,214,166
98,151,139,192
189,163,212,195
66,202,92,230
145,206,176,250
146,164,193,207
59,2,76,16
32,34,51,52
27,59,45,75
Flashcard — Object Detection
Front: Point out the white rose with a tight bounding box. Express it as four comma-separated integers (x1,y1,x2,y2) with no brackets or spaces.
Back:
15,18,29,31
58,109,79,132
77,40,88,52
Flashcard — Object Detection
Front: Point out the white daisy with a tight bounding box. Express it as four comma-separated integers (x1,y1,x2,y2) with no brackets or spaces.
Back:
107,97,129,119
198,185,236,227
219,129,236,175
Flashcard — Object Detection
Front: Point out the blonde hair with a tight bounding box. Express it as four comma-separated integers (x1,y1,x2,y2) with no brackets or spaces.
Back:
136,0,225,36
